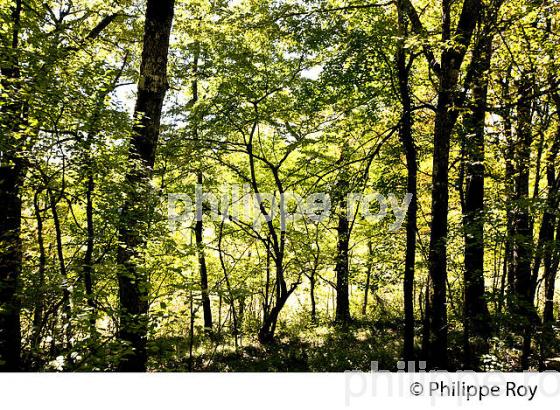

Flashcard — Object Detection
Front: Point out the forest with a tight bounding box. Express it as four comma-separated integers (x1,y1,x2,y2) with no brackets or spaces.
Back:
1,0,560,372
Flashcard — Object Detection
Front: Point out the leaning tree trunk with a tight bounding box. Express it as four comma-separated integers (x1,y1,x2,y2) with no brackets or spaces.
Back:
117,0,175,372
396,0,417,362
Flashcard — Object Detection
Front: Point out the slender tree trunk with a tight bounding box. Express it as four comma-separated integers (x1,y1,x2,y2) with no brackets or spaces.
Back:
421,281,430,357
258,257,293,343
542,193,560,326
48,188,73,357
403,0,481,369
461,24,494,369
544,219,560,323
540,87,560,360
362,239,374,316
334,144,351,325
117,0,175,372
218,221,238,339
83,171,96,331
195,186,213,330
396,0,417,362
310,270,317,323
245,118,294,344
504,128,516,299
511,78,536,369
191,47,212,331
31,191,46,357
542,88,560,325
335,213,351,324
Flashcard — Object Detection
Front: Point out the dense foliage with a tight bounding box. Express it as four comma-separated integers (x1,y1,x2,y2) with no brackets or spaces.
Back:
1,0,560,371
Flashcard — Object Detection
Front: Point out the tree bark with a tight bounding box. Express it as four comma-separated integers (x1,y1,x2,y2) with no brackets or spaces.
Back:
48,187,73,359
542,88,560,326
31,190,46,358
334,144,351,325
117,0,175,372
83,171,96,331
191,46,213,332
428,0,481,369
0,0,24,371
396,0,417,362
362,239,374,316
511,78,536,369
334,213,351,324
0,167,23,371
461,13,495,369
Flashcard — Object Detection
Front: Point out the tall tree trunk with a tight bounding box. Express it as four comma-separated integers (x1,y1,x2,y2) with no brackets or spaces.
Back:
0,0,24,371
48,188,73,358
117,0,175,372
195,183,213,331
403,0,481,369
504,124,516,299
83,170,96,332
334,144,351,324
31,190,46,358
0,167,23,371
511,78,536,369
540,86,560,359
461,19,494,369
544,219,560,323
245,117,295,344
396,0,417,362
334,213,351,324
191,46,212,332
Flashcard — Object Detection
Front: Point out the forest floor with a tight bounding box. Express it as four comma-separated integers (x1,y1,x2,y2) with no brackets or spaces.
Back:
147,320,560,372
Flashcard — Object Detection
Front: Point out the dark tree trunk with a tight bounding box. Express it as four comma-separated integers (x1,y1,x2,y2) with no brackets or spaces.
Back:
543,189,560,327
0,167,23,371
362,239,373,316
195,179,213,331
247,118,295,342
504,123,516,299
540,87,560,358
0,0,23,372
83,171,96,331
461,19,494,369
396,0,417,362
258,259,292,343
191,48,212,332
403,0,481,369
421,281,430,357
31,191,46,357
334,145,351,325
544,219,560,324
511,78,536,370
117,0,175,372
335,214,351,324
429,0,481,370
310,272,317,323
48,188,73,357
